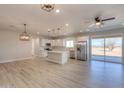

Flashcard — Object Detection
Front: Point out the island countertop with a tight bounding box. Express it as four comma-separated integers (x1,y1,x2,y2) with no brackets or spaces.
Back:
48,51,68,53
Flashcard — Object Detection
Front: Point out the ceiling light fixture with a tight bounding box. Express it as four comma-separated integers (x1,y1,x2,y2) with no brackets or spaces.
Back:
55,9,60,13
65,24,69,26
48,29,50,31
95,17,102,26
95,22,102,26
80,30,82,32
41,4,55,12
19,24,30,41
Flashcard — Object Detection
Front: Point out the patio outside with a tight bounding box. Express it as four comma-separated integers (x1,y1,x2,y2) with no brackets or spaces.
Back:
91,37,122,63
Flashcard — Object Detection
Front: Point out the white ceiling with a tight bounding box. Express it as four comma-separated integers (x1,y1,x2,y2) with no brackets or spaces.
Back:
0,4,124,37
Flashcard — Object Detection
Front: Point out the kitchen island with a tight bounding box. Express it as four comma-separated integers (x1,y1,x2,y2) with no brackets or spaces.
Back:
46,51,69,64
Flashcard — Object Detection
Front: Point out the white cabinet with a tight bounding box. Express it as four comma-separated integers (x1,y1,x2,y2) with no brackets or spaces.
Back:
40,39,51,47
46,51,69,64
51,39,65,47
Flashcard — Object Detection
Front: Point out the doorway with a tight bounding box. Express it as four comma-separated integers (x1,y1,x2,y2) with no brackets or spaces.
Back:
91,36,122,63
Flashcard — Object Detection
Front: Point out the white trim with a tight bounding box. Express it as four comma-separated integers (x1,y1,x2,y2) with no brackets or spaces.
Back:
88,36,91,62
0,57,32,64
122,33,124,64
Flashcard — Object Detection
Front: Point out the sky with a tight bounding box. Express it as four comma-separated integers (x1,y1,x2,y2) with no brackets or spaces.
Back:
92,37,122,47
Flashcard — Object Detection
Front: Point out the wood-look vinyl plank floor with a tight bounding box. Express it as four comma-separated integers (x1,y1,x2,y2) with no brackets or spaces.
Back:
0,58,123,88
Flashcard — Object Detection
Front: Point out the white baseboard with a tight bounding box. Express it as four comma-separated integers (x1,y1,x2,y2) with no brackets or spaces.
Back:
0,57,32,64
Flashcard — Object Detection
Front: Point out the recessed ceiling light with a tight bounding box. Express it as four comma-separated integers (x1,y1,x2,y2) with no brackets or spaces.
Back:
37,32,39,34
80,30,82,32
55,9,60,13
65,24,69,26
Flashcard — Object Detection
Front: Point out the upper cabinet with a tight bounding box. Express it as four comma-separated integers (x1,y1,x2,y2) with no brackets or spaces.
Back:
40,36,89,48
40,38,51,47
52,39,65,47
40,38,65,47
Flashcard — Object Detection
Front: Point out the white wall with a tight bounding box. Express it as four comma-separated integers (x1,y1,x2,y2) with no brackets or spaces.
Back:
32,36,40,56
0,30,33,63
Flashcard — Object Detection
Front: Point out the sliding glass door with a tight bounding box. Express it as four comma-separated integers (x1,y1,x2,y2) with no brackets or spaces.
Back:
105,37,122,63
91,38,105,61
91,36,122,63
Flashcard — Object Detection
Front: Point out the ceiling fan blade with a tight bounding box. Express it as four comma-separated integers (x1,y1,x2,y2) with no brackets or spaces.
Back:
102,17,115,21
88,23,95,28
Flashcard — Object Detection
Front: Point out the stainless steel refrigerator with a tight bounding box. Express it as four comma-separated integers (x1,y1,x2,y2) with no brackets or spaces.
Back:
77,41,87,61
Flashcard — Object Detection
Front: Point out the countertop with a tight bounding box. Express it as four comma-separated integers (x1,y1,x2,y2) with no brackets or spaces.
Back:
48,51,68,54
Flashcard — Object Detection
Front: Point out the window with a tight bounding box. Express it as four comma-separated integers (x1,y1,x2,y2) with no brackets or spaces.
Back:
66,40,74,48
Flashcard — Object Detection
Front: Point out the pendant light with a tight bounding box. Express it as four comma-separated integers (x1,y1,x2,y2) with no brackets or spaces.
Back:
19,24,30,41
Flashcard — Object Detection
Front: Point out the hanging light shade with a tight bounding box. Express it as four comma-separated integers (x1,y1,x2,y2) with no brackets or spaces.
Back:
19,24,30,41
41,4,55,12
